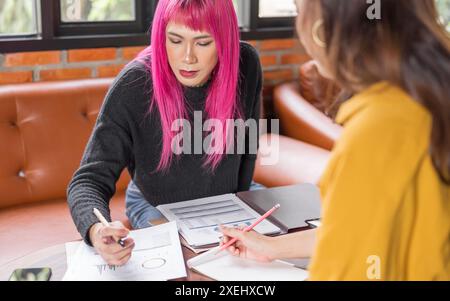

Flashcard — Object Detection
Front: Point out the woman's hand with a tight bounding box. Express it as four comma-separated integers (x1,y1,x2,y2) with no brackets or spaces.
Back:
89,221,135,266
219,225,278,262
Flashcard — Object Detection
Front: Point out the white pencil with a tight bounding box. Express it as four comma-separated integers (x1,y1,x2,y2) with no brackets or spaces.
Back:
93,208,126,247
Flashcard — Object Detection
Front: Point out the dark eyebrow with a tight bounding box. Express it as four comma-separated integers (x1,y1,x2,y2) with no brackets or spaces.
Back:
167,32,212,40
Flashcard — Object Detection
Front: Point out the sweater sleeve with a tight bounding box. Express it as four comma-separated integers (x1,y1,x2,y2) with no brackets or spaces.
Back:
237,43,263,191
67,65,144,245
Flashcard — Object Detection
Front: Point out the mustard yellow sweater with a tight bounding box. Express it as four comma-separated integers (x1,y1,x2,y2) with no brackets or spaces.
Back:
309,82,450,280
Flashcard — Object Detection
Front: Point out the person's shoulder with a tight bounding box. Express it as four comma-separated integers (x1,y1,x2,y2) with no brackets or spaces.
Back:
238,42,262,116
106,55,152,102
101,56,152,116
113,58,151,90
240,41,258,58
350,84,430,135
337,85,432,160
239,41,261,70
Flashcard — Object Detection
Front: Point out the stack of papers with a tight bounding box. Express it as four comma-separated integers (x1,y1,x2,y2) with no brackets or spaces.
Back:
157,194,282,248
63,222,186,281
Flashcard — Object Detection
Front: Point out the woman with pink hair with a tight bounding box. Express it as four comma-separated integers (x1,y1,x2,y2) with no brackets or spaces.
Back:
67,0,263,266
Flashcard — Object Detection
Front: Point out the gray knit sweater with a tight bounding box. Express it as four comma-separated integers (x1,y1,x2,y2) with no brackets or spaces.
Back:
67,42,262,245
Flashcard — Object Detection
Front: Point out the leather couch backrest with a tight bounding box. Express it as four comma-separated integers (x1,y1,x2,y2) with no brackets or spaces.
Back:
0,79,131,209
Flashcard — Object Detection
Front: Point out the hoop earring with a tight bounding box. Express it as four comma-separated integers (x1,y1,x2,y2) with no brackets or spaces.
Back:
312,19,326,48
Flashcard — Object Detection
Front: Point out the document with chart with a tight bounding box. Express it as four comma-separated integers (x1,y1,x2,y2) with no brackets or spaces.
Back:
62,222,186,281
157,194,282,248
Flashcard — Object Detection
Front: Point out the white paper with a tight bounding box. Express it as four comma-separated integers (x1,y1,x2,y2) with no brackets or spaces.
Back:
157,194,282,247
179,236,210,254
63,222,186,281
65,241,82,267
187,250,308,281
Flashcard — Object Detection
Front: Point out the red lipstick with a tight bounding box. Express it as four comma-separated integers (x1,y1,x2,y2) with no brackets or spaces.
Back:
180,70,199,78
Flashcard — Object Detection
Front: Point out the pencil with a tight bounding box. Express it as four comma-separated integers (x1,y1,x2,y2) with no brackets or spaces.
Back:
215,203,281,255
93,208,126,247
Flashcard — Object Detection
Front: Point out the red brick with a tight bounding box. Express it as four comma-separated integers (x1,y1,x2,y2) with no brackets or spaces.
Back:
260,39,296,51
67,48,117,63
4,51,60,67
0,71,33,84
260,55,277,67
263,69,294,81
122,46,147,60
281,53,310,65
97,64,126,78
245,40,258,48
40,68,91,81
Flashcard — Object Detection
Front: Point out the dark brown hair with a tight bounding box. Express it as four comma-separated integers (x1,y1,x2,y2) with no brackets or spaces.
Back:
309,0,450,184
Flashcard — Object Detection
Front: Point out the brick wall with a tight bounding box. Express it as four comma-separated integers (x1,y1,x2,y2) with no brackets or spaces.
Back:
0,38,310,116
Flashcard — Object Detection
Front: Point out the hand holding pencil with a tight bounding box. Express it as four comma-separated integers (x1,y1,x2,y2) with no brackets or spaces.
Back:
93,208,126,247
219,204,281,263
89,208,135,266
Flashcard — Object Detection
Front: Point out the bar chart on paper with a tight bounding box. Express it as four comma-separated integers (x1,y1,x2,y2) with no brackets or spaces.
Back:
157,194,282,248
171,199,256,229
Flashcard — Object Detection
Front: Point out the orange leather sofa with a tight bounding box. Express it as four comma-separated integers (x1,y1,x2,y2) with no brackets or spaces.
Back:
0,79,130,266
254,61,342,188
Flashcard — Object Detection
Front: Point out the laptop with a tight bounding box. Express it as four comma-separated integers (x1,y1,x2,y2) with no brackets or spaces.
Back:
237,183,322,233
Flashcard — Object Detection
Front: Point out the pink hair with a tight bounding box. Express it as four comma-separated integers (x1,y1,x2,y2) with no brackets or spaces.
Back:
136,0,241,172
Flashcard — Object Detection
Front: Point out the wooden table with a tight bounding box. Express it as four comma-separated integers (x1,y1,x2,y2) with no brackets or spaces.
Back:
0,241,212,281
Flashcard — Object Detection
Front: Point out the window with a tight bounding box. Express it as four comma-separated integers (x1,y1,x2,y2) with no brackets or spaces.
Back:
55,0,146,36
259,0,297,18
233,0,248,27
0,0,39,36
436,0,450,31
0,0,294,53
252,0,295,29
60,0,136,23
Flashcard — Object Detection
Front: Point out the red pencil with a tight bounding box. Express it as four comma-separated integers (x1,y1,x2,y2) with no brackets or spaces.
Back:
216,204,281,255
